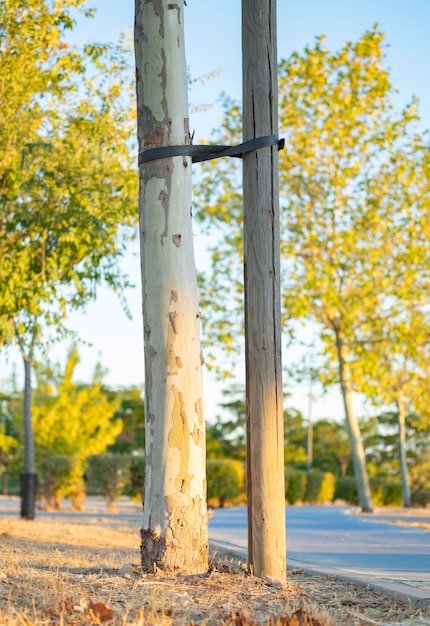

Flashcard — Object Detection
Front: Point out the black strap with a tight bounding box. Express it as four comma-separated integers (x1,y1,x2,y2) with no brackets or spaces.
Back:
138,134,285,166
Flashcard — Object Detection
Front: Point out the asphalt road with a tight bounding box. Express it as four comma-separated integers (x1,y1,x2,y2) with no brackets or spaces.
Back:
209,504,430,605
1,497,429,578
210,505,429,574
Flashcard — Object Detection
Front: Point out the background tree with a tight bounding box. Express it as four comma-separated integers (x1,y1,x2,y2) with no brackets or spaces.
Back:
278,30,430,512
1,0,137,517
107,386,145,454
39,455,75,510
195,28,430,512
366,409,430,506
207,387,307,468
311,419,351,477
206,387,246,461
354,303,430,506
283,407,308,469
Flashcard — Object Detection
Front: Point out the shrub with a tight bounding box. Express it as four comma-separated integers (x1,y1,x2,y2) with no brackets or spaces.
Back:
4,474,20,496
285,468,307,504
39,455,74,510
382,483,403,506
86,453,130,512
411,488,430,507
305,471,323,503
305,471,335,503
335,476,358,504
206,459,245,507
370,477,386,506
321,472,336,502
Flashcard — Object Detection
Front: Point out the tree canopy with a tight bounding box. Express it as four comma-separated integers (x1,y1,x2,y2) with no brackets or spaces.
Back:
33,349,122,462
0,0,137,354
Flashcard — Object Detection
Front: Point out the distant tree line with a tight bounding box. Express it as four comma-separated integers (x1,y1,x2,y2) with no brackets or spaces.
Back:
205,388,429,508
1,361,427,509
2,4,429,516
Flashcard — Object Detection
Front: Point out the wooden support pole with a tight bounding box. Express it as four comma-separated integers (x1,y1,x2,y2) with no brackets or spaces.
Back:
242,0,286,581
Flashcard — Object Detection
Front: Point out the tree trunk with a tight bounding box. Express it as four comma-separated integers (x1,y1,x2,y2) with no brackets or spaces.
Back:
396,393,411,508
134,0,208,575
21,356,38,520
334,327,373,512
242,0,286,581
339,457,349,478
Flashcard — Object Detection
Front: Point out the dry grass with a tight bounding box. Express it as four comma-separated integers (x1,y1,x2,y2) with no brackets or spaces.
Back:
0,516,428,626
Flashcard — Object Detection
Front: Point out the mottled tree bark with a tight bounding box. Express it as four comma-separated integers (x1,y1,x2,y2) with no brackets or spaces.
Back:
134,0,208,574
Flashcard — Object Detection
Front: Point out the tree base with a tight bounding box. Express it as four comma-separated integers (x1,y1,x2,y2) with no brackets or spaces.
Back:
141,501,209,575
20,473,38,520
141,526,209,575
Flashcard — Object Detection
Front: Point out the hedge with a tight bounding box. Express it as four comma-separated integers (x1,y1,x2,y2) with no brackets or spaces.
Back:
305,471,336,503
285,469,307,504
206,459,245,507
334,476,358,504
382,482,403,506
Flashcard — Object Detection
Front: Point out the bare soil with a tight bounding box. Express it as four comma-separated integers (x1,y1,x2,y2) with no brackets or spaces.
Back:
0,513,429,625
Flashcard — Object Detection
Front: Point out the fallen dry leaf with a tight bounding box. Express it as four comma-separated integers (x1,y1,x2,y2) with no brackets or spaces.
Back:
88,598,115,623
231,606,258,626
269,608,324,626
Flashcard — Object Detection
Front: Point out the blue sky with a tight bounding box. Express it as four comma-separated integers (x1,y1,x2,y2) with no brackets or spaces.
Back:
2,1,430,422
69,1,430,140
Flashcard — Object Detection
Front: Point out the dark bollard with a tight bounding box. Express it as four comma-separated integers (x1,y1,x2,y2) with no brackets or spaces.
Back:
20,473,38,520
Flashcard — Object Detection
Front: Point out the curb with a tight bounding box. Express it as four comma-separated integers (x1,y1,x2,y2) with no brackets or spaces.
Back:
287,557,430,613
209,541,430,614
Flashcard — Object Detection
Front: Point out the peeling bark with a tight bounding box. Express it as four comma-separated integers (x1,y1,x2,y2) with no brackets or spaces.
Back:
134,0,208,574
141,498,207,574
